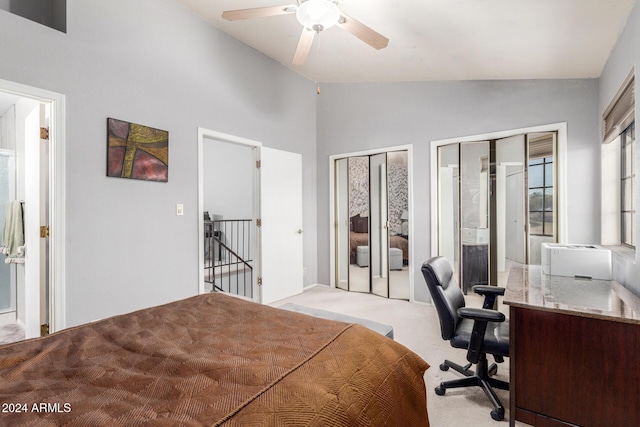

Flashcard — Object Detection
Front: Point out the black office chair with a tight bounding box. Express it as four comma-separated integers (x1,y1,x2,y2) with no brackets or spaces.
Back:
421,256,509,421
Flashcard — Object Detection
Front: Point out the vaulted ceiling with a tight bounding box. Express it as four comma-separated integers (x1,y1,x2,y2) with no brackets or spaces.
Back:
176,0,637,82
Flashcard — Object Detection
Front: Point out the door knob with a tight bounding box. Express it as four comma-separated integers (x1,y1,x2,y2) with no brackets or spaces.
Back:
297,229,303,234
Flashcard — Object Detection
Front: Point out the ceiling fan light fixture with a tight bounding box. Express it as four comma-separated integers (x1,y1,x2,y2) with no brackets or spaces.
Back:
296,0,340,31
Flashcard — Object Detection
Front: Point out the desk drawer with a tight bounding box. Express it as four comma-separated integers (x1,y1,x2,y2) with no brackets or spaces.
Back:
515,408,579,427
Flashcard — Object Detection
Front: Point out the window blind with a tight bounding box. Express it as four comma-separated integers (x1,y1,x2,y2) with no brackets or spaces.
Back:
529,134,554,159
603,73,635,144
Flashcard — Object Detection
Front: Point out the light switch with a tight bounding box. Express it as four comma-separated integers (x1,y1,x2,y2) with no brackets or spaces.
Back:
176,204,184,215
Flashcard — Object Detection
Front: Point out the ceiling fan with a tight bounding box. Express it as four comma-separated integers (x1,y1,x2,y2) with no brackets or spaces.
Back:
222,0,389,65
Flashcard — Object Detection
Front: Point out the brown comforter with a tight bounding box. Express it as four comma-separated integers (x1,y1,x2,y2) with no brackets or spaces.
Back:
0,293,429,426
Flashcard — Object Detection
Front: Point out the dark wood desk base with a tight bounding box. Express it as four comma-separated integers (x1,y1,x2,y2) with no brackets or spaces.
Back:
509,306,640,427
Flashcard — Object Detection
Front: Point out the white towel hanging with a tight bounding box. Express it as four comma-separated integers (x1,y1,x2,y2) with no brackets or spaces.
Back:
1,201,25,264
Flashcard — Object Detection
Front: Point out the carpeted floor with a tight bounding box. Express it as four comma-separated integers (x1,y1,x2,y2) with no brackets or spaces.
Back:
272,284,529,427
0,322,25,344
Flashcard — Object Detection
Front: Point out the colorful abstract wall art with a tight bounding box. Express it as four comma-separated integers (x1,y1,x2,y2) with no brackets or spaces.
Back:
107,118,168,182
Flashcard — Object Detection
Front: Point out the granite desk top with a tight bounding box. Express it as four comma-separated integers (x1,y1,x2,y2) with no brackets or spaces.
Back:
504,265,640,325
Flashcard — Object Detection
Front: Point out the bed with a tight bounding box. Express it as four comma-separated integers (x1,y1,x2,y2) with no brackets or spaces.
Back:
0,292,430,426
349,214,409,264
349,232,409,264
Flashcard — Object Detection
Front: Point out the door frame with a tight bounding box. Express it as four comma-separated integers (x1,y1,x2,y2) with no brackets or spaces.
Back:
0,78,66,333
429,123,568,259
196,128,261,299
329,144,414,302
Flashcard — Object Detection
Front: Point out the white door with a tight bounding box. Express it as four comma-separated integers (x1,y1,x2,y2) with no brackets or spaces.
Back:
19,99,44,338
260,147,303,304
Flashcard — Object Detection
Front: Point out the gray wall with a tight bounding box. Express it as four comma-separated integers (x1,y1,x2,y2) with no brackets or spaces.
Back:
317,80,600,302
599,2,640,295
203,141,253,221
1,0,66,32
0,0,317,327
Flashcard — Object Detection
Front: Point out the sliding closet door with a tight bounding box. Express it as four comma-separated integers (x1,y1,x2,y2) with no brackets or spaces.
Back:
527,132,557,264
348,157,370,293
460,141,490,293
437,144,460,282
370,153,389,298
495,135,526,276
388,151,409,299
436,134,557,291
335,158,349,290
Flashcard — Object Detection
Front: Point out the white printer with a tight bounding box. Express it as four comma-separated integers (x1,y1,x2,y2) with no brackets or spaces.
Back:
541,243,612,280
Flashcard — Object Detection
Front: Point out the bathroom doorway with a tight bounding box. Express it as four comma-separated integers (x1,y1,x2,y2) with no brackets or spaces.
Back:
0,80,65,339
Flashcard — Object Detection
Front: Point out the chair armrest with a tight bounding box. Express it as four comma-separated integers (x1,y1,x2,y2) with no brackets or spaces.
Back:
472,285,505,309
458,307,506,364
457,307,505,323
472,285,505,297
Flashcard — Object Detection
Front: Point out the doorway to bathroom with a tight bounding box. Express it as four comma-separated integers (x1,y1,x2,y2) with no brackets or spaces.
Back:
0,79,65,339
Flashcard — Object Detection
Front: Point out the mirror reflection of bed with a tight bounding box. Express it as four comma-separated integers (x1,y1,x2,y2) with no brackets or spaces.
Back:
348,214,409,298
335,151,409,300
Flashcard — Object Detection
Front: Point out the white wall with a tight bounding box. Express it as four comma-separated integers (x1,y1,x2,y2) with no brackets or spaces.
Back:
317,80,600,302
599,1,640,295
202,140,253,220
0,0,318,327
0,105,15,150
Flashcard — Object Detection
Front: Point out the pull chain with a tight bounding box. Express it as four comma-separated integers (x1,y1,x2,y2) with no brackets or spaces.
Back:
315,28,322,95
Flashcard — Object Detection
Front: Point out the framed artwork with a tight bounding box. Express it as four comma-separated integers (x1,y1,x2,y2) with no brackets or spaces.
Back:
107,118,168,182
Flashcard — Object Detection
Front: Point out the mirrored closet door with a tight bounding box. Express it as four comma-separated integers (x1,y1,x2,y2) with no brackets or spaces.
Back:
334,150,409,299
436,132,557,288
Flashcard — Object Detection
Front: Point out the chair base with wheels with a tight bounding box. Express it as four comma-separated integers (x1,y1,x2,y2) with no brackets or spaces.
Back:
422,257,510,421
435,353,509,421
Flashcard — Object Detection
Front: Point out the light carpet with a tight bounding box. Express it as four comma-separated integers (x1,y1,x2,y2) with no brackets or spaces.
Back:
0,322,25,344
272,284,530,427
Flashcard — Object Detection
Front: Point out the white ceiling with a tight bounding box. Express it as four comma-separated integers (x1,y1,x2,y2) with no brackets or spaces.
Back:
176,0,637,82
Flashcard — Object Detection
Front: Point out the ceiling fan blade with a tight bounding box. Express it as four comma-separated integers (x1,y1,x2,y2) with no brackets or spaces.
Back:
337,13,389,50
292,29,316,65
222,5,296,21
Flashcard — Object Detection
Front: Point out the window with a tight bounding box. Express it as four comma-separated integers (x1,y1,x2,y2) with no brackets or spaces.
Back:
601,70,635,250
621,123,636,248
529,157,554,236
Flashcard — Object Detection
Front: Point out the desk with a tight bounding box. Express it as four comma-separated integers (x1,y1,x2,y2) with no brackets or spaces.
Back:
504,265,640,427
